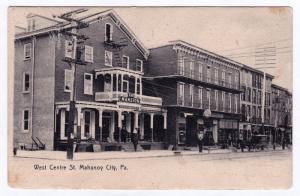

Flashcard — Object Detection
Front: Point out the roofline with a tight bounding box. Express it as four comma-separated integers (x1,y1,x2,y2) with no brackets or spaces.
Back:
15,9,149,59
27,13,62,23
271,83,289,92
242,64,274,79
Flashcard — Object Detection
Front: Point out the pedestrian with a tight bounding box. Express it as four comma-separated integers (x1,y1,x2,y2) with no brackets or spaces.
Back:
239,132,244,152
282,137,286,150
132,128,139,152
196,130,204,153
121,126,127,142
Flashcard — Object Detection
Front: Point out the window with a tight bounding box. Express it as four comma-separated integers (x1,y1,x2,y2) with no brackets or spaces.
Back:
136,59,143,72
207,90,211,109
190,84,194,106
105,50,113,66
214,68,218,84
229,93,232,112
65,40,75,59
122,55,129,69
228,73,232,88
64,69,73,92
198,87,202,108
179,57,184,75
221,71,225,85
123,77,129,93
136,78,141,95
23,73,30,93
235,73,239,89
207,66,211,83
235,94,238,113
252,89,257,104
64,110,69,137
84,111,91,137
222,91,225,111
84,73,93,95
105,23,113,42
199,63,203,80
23,109,30,132
215,90,218,110
178,82,184,105
84,45,93,63
190,61,194,78
24,43,31,60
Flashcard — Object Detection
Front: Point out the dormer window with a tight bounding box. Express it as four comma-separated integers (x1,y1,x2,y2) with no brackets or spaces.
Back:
105,23,113,42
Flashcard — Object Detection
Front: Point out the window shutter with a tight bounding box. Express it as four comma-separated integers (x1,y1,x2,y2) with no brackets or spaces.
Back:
84,74,93,95
64,70,73,92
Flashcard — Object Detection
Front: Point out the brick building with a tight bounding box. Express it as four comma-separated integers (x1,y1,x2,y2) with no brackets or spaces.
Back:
14,10,166,151
144,40,242,147
240,65,273,141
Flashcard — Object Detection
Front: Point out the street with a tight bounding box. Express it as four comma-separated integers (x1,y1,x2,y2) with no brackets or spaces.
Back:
8,149,292,189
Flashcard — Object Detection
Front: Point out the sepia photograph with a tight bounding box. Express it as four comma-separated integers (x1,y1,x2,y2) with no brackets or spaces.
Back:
8,6,293,189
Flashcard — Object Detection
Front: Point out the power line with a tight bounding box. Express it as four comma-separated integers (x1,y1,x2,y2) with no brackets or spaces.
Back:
214,38,292,53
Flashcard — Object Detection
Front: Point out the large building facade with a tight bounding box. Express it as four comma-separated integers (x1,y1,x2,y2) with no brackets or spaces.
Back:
14,10,167,151
144,41,242,147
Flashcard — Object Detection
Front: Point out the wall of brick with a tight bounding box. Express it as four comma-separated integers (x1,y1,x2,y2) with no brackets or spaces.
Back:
55,16,147,103
146,45,178,77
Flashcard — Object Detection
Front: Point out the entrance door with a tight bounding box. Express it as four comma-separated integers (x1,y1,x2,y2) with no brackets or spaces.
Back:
102,115,110,142
186,116,197,146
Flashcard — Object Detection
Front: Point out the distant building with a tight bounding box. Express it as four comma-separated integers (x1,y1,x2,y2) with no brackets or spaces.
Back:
144,40,242,147
240,65,273,141
271,84,292,144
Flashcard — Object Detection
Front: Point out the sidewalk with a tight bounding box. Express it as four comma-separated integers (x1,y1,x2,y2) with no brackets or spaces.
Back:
14,148,233,161
14,145,290,161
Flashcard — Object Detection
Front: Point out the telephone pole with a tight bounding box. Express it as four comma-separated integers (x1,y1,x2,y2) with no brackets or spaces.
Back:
255,46,277,135
56,9,89,160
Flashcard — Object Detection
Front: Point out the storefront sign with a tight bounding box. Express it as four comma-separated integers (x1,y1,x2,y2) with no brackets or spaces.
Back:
119,93,141,104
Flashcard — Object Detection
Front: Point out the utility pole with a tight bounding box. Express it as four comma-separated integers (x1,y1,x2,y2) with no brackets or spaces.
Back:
56,9,89,160
255,46,276,138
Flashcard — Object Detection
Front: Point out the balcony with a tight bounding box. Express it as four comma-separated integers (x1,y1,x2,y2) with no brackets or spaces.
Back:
176,67,240,91
95,91,162,106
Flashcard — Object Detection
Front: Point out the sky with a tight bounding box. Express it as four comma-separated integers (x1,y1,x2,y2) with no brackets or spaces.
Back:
10,7,293,91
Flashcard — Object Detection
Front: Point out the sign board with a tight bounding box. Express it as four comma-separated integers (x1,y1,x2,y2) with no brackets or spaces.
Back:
118,93,141,104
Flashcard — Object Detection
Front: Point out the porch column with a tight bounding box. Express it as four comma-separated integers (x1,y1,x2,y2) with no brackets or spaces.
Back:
140,76,142,95
118,110,122,143
110,111,115,142
76,107,82,140
110,73,113,93
140,113,144,140
134,77,137,95
98,109,103,142
150,113,154,142
163,112,167,129
121,73,124,92
134,112,139,129
116,74,119,92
